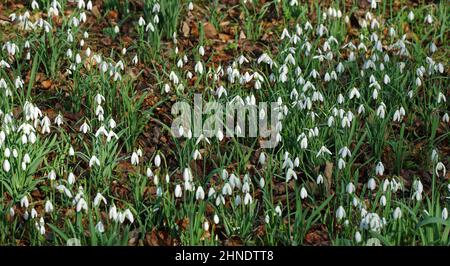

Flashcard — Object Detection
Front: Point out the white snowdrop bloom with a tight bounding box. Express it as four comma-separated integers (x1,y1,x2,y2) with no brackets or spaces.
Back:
300,187,308,199
3,159,11,173
376,162,384,176
123,209,134,223
258,177,266,189
355,231,362,243
89,155,100,167
376,103,386,119
196,186,205,201
258,152,266,165
275,205,282,217
242,182,250,194
244,193,253,205
435,162,446,177
407,11,414,21
336,206,346,221
131,152,139,165
316,174,324,185
68,172,76,185
199,46,205,56
20,196,30,208
94,193,107,207
188,2,194,11
207,187,216,198
360,212,383,232
437,92,446,104
286,168,297,182
381,179,390,192
316,146,332,158
54,113,64,127
234,195,242,206
203,221,210,232
138,17,146,27
393,207,402,220
79,121,90,134
76,198,88,213
31,0,40,10
443,113,449,123
4,147,10,158
349,87,360,99
299,135,308,149
339,147,352,159
194,61,203,75
442,208,448,220
192,149,202,160
380,195,387,207
95,221,105,233
109,205,118,221
44,200,54,213
368,178,376,191
222,183,232,196
213,214,220,224
424,14,433,24
153,154,161,167
46,170,57,181
346,182,355,194
174,185,183,198
338,158,346,170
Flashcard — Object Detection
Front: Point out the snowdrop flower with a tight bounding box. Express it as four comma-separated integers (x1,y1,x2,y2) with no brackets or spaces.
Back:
336,206,346,221
375,162,384,176
435,162,446,177
338,158,346,170
94,193,107,207
196,186,205,200
123,209,134,223
346,182,355,194
131,152,139,165
244,193,253,205
79,121,90,134
154,154,161,167
48,170,57,181
442,208,448,220
258,152,266,165
21,196,30,208
31,0,39,10
109,205,118,221
368,178,376,191
213,214,219,224
275,205,282,217
89,155,100,167
76,198,88,213
3,159,10,172
138,17,146,27
300,187,308,199
95,221,105,233
175,185,182,198
54,113,64,127
286,168,297,182
355,231,362,243
188,2,194,11
45,200,54,213
360,212,383,232
316,174,324,185
194,61,203,75
443,113,449,123
316,146,332,158
380,195,387,206
68,172,76,185
424,14,433,24
408,11,414,21
393,207,402,220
